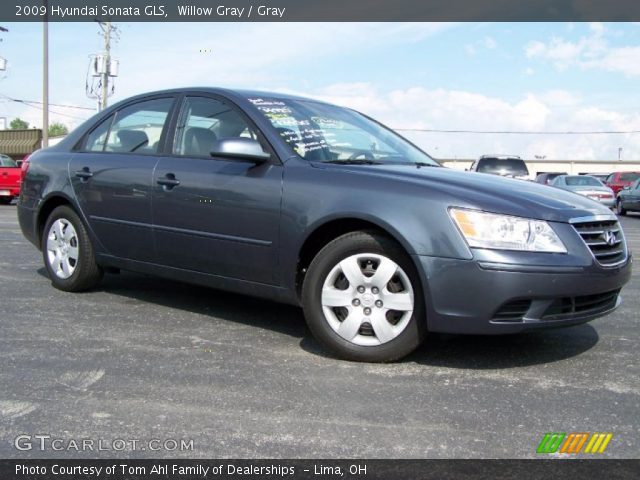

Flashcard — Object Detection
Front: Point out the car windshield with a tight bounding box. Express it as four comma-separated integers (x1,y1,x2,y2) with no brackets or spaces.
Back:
565,176,602,187
477,158,528,175
247,97,439,165
620,172,640,182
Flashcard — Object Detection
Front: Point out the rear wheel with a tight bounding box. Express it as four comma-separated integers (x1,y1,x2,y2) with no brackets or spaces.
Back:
0,197,13,205
42,205,103,292
616,199,627,216
302,231,426,362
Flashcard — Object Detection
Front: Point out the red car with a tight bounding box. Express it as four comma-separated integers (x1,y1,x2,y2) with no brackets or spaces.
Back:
0,154,22,205
605,171,640,196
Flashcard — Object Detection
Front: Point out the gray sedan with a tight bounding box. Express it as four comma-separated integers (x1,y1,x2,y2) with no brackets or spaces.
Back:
551,175,615,208
17,88,631,362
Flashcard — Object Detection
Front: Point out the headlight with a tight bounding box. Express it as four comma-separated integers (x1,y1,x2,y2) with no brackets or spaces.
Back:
449,208,567,253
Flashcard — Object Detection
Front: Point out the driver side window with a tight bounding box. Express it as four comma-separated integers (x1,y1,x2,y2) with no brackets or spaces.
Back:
174,96,257,157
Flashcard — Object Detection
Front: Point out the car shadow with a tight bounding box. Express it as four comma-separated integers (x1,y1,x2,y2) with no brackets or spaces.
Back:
407,325,600,369
37,268,600,368
299,324,599,368
36,268,308,340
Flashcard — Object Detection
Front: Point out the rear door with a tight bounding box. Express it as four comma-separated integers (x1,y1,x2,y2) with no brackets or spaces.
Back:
69,96,176,261
151,94,283,285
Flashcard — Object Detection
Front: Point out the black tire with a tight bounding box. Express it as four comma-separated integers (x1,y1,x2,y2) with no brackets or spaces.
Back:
0,197,13,205
42,205,103,292
302,231,426,362
616,199,627,216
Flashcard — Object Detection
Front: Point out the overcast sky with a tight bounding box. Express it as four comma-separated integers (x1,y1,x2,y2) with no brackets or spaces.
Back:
1,22,639,160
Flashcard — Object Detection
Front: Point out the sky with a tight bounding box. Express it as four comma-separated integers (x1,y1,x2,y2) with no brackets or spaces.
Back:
1,21,639,160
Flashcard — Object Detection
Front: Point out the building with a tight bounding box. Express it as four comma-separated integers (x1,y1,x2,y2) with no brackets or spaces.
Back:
0,129,42,161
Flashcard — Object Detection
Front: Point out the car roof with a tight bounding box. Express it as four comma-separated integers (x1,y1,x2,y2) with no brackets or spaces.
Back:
114,87,333,106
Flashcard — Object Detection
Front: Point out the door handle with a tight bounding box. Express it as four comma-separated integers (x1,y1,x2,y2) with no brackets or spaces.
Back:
157,173,180,190
75,167,93,180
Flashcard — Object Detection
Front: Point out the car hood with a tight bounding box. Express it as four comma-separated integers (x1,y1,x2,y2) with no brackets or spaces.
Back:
315,163,612,223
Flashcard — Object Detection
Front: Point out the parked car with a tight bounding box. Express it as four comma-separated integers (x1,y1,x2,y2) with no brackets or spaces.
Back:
615,179,640,215
551,175,615,208
605,171,640,196
17,88,631,362
0,154,21,204
469,155,530,180
534,172,567,185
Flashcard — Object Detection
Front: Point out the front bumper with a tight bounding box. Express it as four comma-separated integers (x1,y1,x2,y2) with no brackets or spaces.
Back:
415,254,632,334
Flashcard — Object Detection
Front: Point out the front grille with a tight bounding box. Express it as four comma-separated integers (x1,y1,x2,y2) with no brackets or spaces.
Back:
572,219,627,266
492,299,532,322
542,290,620,320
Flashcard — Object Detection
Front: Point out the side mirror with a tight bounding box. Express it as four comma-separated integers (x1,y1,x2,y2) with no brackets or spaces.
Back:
623,186,631,191
210,138,270,163
16,160,23,167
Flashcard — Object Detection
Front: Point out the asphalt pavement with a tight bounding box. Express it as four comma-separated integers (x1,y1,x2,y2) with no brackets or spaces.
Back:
0,204,638,458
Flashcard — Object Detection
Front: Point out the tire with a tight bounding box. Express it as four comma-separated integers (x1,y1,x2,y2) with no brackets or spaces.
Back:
302,231,426,362
42,205,103,292
0,197,13,205
616,199,627,216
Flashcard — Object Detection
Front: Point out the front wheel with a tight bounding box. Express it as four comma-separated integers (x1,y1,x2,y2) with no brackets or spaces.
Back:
302,231,426,362
42,205,103,292
616,199,627,216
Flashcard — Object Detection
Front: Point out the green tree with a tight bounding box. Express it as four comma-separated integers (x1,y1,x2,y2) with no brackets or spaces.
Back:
48,122,69,137
10,117,29,130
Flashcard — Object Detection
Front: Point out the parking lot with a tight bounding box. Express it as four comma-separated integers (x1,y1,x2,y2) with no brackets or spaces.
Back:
0,204,638,459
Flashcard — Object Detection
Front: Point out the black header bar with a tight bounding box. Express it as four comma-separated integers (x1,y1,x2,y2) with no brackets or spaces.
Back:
2,0,640,22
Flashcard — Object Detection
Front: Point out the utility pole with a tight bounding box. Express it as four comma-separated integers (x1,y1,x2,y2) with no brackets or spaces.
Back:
0,26,7,73
0,26,6,131
86,22,118,111
43,3,49,147
100,21,111,111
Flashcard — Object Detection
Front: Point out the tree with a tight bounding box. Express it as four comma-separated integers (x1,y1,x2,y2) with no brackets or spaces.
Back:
48,122,69,137
10,117,29,130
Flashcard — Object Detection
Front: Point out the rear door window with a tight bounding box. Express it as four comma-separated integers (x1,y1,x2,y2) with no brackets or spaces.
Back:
83,115,114,152
104,97,174,154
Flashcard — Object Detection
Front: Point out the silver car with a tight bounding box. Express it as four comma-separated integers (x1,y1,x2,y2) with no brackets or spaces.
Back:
551,175,615,208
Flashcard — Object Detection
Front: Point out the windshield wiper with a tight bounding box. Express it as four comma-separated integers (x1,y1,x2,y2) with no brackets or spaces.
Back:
414,162,439,168
323,159,384,165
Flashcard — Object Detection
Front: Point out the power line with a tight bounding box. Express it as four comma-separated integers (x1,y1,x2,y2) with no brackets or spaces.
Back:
395,127,640,135
0,96,89,121
0,94,94,111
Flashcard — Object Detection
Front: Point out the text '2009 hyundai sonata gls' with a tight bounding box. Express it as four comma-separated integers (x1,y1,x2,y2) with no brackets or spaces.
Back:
18,88,631,362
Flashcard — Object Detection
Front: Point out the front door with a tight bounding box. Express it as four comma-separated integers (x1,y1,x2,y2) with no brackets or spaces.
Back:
151,95,282,285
